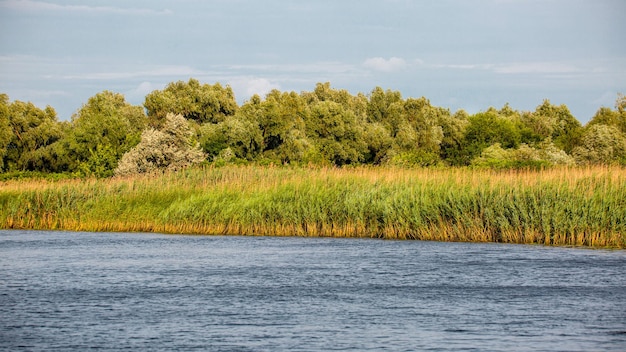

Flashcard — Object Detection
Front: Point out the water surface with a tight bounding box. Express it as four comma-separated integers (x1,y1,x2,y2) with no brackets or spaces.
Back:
1,230,625,351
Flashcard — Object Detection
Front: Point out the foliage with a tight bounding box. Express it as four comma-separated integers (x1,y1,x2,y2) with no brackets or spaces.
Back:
307,100,368,165
0,94,12,171
470,142,573,169
572,124,626,165
0,95,64,172
59,91,147,177
199,115,262,161
2,165,624,248
457,108,522,165
363,122,393,164
115,113,205,175
1,86,625,177
144,78,237,125
366,86,403,124
528,100,582,153
438,110,469,164
587,95,626,134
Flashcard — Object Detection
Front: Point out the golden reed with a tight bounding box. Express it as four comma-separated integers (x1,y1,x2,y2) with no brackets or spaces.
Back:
1,165,624,248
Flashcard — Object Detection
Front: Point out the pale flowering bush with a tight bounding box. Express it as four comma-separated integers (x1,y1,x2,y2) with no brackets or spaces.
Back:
572,124,626,165
115,113,205,176
472,140,574,169
536,139,575,165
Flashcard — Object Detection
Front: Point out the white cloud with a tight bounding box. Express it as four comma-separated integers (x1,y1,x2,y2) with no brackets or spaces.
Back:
363,57,408,72
225,62,358,75
227,77,280,101
429,60,585,75
50,65,199,80
125,81,160,103
493,62,582,74
0,0,172,15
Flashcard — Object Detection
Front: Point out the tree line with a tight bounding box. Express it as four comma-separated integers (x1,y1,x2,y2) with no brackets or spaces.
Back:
1,79,625,177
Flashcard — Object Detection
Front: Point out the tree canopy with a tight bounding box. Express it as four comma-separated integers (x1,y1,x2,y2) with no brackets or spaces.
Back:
144,79,237,126
1,80,624,177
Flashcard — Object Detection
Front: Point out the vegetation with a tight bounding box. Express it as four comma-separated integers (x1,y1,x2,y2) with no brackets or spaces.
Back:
0,165,624,247
2,82,625,177
1,81,625,247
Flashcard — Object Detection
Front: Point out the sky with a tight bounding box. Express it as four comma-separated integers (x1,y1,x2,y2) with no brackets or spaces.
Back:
0,0,624,123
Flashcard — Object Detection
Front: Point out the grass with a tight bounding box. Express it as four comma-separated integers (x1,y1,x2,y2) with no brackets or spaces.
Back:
1,165,624,248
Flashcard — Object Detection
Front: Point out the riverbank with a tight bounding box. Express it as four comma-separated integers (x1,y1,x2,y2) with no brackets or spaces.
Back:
1,165,624,247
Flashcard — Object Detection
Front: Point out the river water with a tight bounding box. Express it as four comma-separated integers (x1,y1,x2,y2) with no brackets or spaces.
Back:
1,230,625,351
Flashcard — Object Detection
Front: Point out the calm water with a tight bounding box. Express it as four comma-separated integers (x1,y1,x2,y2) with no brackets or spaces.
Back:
1,230,625,351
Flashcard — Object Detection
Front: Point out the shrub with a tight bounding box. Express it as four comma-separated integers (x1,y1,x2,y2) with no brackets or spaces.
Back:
115,113,205,175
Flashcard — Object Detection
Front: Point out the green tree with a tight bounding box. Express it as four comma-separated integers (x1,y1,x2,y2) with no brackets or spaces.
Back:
526,100,582,153
457,108,522,165
116,113,205,175
306,101,367,165
0,94,11,171
61,91,147,177
587,95,626,134
400,98,446,153
199,115,262,162
1,96,64,172
366,86,403,124
438,110,469,165
363,122,393,164
234,90,314,164
144,78,237,125
572,124,626,165
304,82,369,118
257,90,308,152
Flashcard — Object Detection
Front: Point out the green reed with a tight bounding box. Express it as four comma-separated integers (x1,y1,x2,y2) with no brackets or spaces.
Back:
1,165,624,247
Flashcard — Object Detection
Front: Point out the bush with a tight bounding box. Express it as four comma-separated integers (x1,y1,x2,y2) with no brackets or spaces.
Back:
115,114,205,176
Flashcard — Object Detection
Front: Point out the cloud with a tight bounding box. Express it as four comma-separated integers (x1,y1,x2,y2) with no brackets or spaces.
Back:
0,0,172,15
49,65,199,80
225,62,358,75
429,60,585,75
363,57,408,72
125,81,161,103
493,62,582,74
226,77,280,101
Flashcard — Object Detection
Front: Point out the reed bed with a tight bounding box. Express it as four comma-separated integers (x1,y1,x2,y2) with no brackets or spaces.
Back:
1,165,624,248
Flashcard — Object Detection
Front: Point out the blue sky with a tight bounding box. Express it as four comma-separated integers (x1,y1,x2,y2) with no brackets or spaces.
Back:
1,0,624,122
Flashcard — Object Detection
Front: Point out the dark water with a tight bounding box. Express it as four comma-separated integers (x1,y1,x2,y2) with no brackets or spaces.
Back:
1,230,625,351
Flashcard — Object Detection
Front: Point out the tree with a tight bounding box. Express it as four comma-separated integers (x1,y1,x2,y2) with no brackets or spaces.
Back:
572,124,626,165
457,108,522,165
115,113,205,175
587,94,626,134
363,122,393,164
527,100,582,153
199,115,262,162
400,98,445,153
0,94,11,171
61,91,147,177
304,82,369,118
144,78,237,125
257,90,308,153
1,95,64,172
306,101,367,165
366,86,403,124
438,110,469,165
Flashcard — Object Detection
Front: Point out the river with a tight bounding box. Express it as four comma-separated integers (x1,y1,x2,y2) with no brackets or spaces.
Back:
1,230,625,351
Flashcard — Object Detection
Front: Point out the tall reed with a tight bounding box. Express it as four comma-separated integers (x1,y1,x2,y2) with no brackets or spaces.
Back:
1,165,624,247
